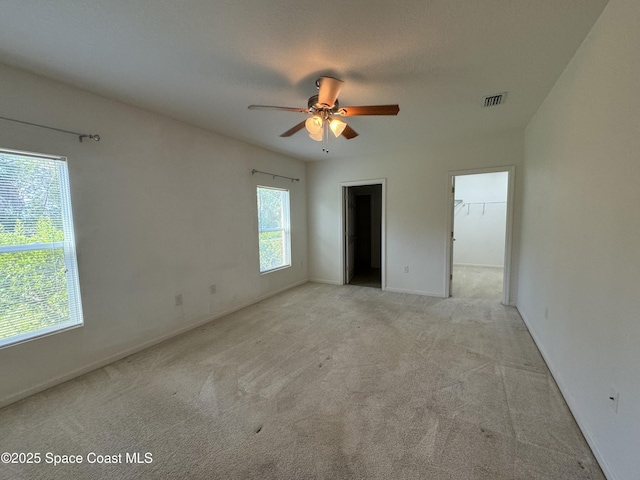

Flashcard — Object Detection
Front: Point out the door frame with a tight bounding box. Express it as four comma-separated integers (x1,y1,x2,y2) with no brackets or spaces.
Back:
341,178,386,290
445,166,515,305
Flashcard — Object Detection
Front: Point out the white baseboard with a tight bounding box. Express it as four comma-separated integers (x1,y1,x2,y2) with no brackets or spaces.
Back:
453,262,504,269
309,278,342,285
0,279,309,409
516,306,615,480
385,286,446,298
254,279,308,302
309,279,447,299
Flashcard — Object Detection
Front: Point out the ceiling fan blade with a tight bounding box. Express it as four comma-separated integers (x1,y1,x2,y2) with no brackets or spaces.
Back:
342,124,359,139
317,77,344,108
339,105,400,116
280,121,307,137
248,105,309,113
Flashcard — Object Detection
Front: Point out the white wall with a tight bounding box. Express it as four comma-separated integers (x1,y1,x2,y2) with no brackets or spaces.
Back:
0,63,308,406
307,131,523,300
453,172,508,267
518,0,640,478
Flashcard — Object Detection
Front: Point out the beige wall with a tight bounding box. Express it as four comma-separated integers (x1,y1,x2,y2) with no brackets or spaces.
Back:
0,64,308,406
307,131,523,301
518,0,640,478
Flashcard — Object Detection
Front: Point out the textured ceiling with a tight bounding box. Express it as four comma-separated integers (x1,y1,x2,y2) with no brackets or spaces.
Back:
0,1,608,161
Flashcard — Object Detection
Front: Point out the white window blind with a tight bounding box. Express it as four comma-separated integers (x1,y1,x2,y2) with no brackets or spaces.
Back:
0,149,83,347
257,186,291,273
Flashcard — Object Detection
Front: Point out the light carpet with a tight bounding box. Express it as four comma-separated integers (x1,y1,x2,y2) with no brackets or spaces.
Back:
452,265,504,301
0,283,603,479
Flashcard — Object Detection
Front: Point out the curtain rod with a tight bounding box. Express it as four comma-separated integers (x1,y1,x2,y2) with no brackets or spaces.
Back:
252,169,299,183
0,115,100,143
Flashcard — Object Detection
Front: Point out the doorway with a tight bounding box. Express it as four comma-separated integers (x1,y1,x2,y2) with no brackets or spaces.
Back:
342,180,385,289
445,167,514,304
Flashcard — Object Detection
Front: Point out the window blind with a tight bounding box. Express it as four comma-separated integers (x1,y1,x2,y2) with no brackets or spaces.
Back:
0,149,83,347
257,186,291,273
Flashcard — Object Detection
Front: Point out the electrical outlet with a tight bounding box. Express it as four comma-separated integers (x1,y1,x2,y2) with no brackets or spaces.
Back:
609,387,619,414
544,306,549,320
210,284,217,295
403,266,409,273
175,294,183,306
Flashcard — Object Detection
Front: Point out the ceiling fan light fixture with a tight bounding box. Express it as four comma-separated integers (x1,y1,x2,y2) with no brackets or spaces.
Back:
305,116,323,135
249,77,397,145
308,130,323,142
329,117,346,137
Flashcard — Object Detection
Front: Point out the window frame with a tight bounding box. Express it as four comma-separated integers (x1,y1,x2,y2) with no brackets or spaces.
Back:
0,148,84,348
256,185,291,274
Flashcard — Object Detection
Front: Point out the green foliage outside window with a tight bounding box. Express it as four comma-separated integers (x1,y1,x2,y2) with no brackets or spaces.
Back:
257,186,290,272
259,230,285,272
0,151,80,345
0,219,69,340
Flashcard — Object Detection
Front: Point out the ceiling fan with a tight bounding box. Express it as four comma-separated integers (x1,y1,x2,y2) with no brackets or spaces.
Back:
248,77,399,152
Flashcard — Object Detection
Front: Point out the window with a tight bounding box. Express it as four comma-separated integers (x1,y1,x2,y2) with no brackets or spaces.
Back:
257,186,291,273
0,149,83,347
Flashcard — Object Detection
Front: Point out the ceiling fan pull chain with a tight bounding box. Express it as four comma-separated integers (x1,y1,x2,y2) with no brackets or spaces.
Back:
322,119,329,153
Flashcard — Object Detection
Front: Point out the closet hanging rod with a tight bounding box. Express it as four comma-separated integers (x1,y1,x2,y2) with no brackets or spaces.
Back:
252,169,299,183
0,115,100,143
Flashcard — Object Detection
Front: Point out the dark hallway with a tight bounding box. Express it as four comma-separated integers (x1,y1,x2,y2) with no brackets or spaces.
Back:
348,185,382,288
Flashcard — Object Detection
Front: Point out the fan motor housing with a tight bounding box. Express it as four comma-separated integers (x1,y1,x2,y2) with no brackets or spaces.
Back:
308,95,340,114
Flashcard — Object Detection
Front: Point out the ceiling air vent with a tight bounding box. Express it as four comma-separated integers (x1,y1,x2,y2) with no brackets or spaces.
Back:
482,92,506,107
